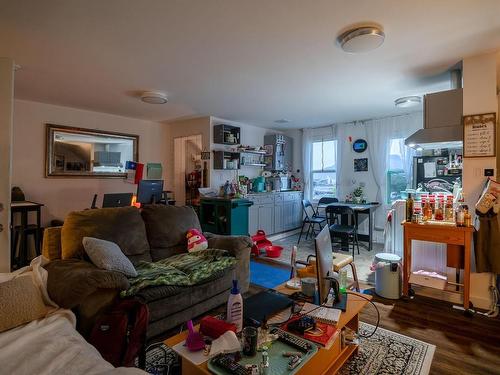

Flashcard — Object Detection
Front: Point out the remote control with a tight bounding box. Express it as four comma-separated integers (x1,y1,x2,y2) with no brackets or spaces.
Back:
270,327,313,353
212,354,249,375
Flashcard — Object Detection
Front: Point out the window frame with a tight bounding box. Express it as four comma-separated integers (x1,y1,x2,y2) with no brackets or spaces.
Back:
386,138,410,204
311,139,338,202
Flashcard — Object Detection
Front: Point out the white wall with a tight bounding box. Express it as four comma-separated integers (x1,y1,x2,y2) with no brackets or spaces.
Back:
0,58,14,272
461,52,498,309
12,100,167,226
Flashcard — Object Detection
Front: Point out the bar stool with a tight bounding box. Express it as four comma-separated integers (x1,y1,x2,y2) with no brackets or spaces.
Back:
11,224,42,268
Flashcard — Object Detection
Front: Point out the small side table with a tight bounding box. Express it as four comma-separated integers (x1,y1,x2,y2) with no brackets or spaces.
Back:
402,221,474,311
11,201,44,269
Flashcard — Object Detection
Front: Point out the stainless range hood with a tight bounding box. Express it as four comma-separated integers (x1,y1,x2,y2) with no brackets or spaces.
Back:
405,69,463,149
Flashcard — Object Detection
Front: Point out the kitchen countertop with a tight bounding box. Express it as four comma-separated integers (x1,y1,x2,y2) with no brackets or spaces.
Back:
247,190,303,195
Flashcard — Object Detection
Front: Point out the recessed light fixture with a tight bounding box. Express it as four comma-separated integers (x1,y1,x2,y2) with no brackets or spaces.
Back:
140,91,168,104
337,26,385,53
274,119,291,124
394,96,421,108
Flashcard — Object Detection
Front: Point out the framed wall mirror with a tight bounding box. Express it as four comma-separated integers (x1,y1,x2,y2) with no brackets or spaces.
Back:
46,124,139,178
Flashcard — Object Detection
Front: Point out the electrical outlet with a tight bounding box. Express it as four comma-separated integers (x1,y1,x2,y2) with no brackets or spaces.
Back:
484,169,494,177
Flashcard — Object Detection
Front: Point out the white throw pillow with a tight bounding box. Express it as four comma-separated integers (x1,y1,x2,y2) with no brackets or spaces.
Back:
82,237,138,277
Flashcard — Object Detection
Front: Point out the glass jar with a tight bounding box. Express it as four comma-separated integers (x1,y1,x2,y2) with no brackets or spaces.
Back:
434,199,444,221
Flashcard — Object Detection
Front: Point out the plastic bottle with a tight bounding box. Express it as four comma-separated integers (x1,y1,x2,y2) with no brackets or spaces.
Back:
226,280,243,332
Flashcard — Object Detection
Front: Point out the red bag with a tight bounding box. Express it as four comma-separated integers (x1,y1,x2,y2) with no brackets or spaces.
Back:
89,299,149,367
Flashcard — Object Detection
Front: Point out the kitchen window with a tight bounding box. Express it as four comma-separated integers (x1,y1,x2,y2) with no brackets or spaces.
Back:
312,139,337,201
386,138,410,203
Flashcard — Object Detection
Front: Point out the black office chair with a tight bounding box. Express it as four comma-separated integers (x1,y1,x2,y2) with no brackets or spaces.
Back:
316,197,339,224
326,205,360,258
297,199,327,244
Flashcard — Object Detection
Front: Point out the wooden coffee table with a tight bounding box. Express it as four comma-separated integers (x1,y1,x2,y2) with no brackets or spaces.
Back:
165,280,370,374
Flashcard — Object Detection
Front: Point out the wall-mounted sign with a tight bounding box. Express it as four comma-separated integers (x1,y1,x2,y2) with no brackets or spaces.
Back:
354,158,368,172
463,113,496,158
353,139,368,153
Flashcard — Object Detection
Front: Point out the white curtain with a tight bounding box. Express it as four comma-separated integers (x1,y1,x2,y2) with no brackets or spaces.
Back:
302,128,313,200
364,112,422,230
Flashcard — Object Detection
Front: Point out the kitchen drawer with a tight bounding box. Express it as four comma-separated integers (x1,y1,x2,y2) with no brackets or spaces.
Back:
274,193,284,203
258,195,275,205
284,192,302,201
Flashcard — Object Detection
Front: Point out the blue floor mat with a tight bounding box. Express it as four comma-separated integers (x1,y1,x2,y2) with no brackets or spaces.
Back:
250,260,291,289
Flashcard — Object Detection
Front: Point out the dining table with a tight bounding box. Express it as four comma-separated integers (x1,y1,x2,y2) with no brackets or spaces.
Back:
318,201,380,251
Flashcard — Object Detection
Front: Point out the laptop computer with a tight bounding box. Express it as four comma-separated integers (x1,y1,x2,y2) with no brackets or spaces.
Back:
102,193,133,208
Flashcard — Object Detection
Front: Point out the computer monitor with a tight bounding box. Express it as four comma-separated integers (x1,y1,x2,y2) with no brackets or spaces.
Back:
137,180,164,204
314,225,334,305
102,193,133,208
314,225,347,311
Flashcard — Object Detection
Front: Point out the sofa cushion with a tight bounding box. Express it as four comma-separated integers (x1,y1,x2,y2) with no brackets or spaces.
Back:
144,268,233,323
141,205,201,260
0,274,49,333
61,207,151,262
83,237,138,277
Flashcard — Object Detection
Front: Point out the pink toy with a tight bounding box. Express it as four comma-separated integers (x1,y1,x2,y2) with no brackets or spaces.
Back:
186,228,208,252
185,320,205,352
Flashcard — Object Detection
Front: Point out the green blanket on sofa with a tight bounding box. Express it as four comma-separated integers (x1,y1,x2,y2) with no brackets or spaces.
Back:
121,249,237,297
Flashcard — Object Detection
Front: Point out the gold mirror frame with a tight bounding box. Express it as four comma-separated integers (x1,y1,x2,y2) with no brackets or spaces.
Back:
45,124,139,178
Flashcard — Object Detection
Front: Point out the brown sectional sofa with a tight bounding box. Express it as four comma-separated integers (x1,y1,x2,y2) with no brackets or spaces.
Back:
42,205,252,342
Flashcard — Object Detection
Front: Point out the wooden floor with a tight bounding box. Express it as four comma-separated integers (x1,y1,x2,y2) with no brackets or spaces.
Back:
359,292,500,375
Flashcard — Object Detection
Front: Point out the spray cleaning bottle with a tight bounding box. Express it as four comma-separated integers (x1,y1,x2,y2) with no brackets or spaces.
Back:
227,280,243,332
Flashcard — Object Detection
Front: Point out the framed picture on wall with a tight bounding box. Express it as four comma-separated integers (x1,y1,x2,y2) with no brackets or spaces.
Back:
463,112,496,158
354,158,368,172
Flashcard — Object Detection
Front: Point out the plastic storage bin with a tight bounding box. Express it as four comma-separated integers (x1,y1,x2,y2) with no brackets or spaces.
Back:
373,252,402,299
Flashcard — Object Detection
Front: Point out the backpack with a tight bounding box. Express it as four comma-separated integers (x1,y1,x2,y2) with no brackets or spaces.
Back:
89,298,149,367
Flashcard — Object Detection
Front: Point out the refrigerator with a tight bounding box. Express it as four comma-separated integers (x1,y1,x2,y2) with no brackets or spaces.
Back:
413,155,461,193
264,134,293,172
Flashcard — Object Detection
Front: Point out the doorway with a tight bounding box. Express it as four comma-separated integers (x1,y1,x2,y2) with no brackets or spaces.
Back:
173,134,204,206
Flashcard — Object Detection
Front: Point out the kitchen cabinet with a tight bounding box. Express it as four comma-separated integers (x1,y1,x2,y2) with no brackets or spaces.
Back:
247,191,303,235
274,202,283,233
258,204,274,235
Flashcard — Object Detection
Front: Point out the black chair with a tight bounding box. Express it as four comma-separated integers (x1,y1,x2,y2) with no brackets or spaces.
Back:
297,199,327,244
316,197,339,224
326,205,360,258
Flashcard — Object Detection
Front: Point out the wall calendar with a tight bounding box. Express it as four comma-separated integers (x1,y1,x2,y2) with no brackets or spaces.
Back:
463,112,496,158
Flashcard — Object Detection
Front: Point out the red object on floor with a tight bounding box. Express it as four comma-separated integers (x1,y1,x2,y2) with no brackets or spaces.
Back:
265,245,283,258
251,230,273,257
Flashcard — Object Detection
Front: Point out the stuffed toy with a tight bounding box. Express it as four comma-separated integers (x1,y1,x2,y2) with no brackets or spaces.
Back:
186,228,208,252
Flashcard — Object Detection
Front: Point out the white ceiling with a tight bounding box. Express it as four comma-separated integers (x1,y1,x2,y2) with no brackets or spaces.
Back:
1,0,500,129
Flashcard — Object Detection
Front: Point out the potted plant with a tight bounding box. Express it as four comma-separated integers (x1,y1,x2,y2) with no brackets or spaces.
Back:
352,186,364,204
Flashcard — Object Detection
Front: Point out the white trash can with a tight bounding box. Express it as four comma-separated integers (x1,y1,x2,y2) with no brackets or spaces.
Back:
373,253,402,299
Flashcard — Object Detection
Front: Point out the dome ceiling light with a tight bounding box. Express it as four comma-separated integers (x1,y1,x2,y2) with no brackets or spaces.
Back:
140,91,168,104
337,25,385,53
394,96,422,108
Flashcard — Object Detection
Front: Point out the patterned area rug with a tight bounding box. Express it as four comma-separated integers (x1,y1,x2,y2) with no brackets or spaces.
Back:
340,322,436,375
141,322,435,375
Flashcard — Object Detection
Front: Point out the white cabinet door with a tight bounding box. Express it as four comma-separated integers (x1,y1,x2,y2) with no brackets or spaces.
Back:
283,201,294,231
258,204,275,234
274,204,283,233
